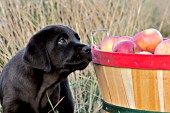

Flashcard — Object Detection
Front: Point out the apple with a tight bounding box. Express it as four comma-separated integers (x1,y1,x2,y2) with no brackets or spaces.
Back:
112,40,142,53
100,36,119,52
138,51,153,55
112,36,134,49
134,28,163,53
154,39,170,55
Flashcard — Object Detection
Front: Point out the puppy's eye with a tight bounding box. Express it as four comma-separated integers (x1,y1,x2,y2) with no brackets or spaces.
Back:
58,37,67,45
75,33,80,40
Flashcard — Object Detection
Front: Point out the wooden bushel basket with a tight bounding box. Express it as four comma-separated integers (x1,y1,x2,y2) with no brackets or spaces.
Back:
91,29,170,113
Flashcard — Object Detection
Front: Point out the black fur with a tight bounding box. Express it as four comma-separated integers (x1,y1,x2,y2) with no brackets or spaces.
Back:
0,25,92,113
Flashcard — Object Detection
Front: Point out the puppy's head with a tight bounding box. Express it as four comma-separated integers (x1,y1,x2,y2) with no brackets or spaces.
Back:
23,25,92,73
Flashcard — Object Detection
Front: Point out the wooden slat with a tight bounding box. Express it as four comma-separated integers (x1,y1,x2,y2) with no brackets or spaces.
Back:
157,70,164,112
121,68,135,109
163,70,170,111
132,69,160,111
94,64,112,103
106,67,128,107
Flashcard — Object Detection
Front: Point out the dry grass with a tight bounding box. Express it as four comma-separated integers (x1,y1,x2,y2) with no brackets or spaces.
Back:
0,0,170,112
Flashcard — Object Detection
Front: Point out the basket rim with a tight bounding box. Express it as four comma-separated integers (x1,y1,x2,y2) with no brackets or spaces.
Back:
91,45,170,70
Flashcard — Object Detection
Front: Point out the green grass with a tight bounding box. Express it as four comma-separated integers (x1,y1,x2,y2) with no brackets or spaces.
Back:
0,0,170,112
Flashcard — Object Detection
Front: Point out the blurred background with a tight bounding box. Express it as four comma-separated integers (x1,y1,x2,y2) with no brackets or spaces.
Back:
0,0,170,112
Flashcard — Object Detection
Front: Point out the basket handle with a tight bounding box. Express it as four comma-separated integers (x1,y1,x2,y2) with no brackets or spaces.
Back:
90,29,109,45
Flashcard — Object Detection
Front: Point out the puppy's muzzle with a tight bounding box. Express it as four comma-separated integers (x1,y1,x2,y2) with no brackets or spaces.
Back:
80,45,92,61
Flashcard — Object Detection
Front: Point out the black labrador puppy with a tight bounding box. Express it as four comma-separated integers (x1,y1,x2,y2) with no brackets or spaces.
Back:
0,25,92,113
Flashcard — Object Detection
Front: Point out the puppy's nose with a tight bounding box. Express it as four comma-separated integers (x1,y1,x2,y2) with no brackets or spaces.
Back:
82,46,91,54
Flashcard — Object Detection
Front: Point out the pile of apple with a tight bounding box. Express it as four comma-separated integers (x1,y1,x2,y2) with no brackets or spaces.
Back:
100,28,170,55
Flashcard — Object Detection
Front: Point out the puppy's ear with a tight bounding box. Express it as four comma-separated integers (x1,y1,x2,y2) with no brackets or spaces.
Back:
23,27,53,72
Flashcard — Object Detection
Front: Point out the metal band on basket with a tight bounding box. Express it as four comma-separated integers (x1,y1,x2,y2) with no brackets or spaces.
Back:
102,100,169,113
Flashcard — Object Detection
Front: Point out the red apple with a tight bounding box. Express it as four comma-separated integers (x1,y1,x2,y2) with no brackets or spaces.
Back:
154,39,170,55
112,36,134,49
138,51,153,55
134,28,163,53
100,36,119,52
112,40,142,53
